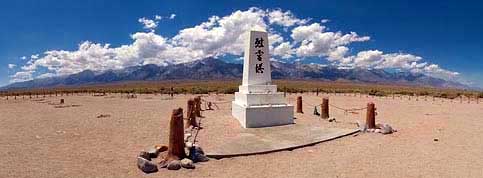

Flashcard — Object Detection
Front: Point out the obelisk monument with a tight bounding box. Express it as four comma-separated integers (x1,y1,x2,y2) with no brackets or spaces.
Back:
232,29,294,128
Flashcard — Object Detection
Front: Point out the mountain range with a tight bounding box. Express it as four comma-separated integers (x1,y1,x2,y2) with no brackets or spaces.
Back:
1,58,469,90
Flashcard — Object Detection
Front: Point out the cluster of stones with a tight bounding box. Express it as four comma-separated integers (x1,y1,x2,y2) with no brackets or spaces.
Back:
357,121,396,135
137,101,209,174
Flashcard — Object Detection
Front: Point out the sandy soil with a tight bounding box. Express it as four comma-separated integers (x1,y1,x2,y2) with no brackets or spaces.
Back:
0,93,482,178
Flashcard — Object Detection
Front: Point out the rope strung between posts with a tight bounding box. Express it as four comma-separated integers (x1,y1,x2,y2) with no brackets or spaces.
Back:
329,103,367,115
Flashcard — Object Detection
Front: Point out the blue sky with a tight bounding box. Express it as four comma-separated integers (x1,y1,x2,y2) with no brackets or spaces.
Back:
1,0,482,87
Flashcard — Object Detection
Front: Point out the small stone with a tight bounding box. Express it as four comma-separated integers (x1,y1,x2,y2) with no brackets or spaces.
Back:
356,121,367,132
381,124,394,134
194,153,209,163
147,148,159,158
138,151,151,160
180,158,195,169
185,141,193,148
375,129,381,133
434,138,439,142
167,160,182,170
137,157,158,173
155,145,168,153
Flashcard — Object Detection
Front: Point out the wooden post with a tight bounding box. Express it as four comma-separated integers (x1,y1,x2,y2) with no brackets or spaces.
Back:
366,102,376,129
194,96,202,117
186,99,198,128
321,97,329,119
170,87,174,98
296,96,303,113
316,88,319,96
164,108,186,162
460,95,463,104
283,87,287,98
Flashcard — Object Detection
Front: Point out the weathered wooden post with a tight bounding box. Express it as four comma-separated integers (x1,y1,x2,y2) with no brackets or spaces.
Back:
283,87,287,98
296,96,303,113
366,102,376,129
460,95,463,104
321,97,329,119
468,96,471,104
163,108,186,163
186,99,198,128
316,88,319,96
170,87,174,98
194,96,202,117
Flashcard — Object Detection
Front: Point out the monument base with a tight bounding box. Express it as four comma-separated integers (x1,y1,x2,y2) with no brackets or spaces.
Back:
232,101,294,128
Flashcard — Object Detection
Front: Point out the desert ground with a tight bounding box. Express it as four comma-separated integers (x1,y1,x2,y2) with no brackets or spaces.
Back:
1,93,482,178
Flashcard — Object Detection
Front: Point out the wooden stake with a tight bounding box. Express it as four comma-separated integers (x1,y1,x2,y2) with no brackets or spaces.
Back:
186,99,198,128
194,96,202,117
366,102,376,129
296,96,303,113
321,97,329,119
164,108,186,162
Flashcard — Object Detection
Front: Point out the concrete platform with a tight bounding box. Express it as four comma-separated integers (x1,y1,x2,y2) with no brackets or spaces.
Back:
206,124,359,159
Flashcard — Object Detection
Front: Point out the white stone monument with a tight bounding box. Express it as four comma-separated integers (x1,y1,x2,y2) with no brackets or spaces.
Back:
232,29,294,128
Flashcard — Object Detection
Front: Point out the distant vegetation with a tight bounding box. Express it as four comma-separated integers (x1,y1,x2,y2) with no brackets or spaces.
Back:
1,80,482,99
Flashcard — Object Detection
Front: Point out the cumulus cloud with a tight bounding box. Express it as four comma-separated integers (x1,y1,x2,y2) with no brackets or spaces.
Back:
10,7,460,83
267,9,308,27
138,17,158,31
8,64,16,69
291,23,370,59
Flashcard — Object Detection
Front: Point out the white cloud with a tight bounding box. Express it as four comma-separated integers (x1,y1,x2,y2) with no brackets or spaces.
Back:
21,56,26,60
138,17,158,31
10,71,33,83
267,9,308,27
291,23,370,58
31,54,39,59
8,64,16,69
10,7,461,83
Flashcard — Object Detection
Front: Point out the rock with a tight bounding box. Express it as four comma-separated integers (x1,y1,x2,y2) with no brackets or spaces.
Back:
167,160,182,170
381,124,394,134
189,146,209,163
147,148,159,158
375,129,381,133
180,158,195,169
185,141,193,148
328,117,336,122
434,138,439,142
137,157,158,173
356,121,367,132
155,145,168,153
138,151,151,160
194,153,209,163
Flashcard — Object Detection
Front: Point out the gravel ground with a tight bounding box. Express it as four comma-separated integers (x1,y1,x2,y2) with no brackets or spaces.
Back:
0,93,482,178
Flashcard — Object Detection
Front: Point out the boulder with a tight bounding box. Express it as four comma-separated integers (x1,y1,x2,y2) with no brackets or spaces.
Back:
180,158,195,169
167,160,182,170
137,157,158,173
